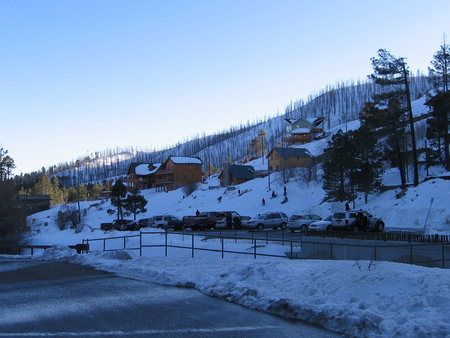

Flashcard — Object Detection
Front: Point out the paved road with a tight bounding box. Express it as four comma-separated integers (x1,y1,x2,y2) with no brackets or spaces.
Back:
0,258,342,337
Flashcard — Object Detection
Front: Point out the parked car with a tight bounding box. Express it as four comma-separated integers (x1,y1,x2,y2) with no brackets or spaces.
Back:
240,216,251,228
151,215,186,230
136,218,151,230
308,215,333,231
331,210,385,232
214,211,244,229
287,214,322,232
246,212,289,231
112,219,137,231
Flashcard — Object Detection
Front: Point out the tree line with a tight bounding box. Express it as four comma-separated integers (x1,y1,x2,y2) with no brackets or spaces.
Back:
322,41,450,204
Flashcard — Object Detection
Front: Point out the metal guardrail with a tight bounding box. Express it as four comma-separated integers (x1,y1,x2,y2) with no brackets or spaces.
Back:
83,232,296,259
302,230,450,243
82,231,450,269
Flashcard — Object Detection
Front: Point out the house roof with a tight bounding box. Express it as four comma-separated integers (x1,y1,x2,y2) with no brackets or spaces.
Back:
267,147,312,158
285,117,325,126
135,163,161,175
168,156,203,164
229,165,255,180
128,163,161,176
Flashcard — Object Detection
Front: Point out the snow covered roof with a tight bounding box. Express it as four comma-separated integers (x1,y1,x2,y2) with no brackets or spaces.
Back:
135,163,161,175
168,157,203,164
291,128,311,134
285,117,325,126
269,147,312,158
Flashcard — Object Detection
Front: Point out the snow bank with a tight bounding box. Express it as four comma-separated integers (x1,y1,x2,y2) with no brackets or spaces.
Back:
39,245,450,338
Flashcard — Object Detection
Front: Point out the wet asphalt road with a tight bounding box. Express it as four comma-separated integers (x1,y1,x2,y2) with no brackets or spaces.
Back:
0,257,343,338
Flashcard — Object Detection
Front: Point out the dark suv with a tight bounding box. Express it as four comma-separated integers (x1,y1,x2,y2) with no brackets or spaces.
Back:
331,210,384,232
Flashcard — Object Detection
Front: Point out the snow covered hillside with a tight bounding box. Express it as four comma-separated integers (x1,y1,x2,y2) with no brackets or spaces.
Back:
17,154,450,338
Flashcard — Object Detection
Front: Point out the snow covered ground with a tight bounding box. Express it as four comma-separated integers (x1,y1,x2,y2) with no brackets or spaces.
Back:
9,160,450,337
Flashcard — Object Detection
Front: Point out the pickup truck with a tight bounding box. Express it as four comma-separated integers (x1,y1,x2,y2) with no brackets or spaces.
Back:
101,219,136,231
183,212,224,230
183,211,244,230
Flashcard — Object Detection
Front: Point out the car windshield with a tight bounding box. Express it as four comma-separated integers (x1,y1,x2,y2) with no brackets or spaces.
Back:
323,215,332,221
256,214,266,219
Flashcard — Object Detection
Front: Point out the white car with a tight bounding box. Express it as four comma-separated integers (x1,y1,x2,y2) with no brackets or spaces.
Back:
308,215,332,231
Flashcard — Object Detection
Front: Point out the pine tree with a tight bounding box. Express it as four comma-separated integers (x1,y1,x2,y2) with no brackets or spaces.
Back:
370,49,419,186
0,148,15,182
426,41,450,170
322,130,355,202
108,179,128,220
123,188,148,220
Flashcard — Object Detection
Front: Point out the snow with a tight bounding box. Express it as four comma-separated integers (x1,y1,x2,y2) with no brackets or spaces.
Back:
12,160,450,337
134,163,161,175
169,156,203,164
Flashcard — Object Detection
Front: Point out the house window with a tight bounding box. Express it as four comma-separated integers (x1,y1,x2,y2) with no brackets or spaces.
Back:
177,175,181,179
192,175,195,178
185,175,188,179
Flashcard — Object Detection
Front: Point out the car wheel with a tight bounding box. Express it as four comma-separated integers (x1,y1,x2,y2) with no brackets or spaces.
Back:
230,224,236,230
377,222,385,232
326,225,332,231
290,230,295,233
257,224,264,231
180,225,186,231
300,225,308,233
353,226,360,232
280,223,287,230
157,225,163,229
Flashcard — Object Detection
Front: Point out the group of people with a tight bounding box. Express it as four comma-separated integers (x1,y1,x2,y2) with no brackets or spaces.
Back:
263,187,288,205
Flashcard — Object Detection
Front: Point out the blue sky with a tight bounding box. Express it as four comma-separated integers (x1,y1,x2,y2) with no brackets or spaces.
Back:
1,0,449,174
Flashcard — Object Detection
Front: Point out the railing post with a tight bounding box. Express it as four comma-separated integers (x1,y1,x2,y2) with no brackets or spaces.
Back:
103,238,106,252
290,241,293,258
140,232,142,257
410,245,413,265
254,239,257,259
266,231,268,245
192,234,195,258
123,236,126,250
374,244,377,261
443,244,445,269
165,231,168,257
222,240,224,259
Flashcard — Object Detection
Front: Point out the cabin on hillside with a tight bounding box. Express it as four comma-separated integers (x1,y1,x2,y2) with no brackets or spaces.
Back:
125,163,161,191
266,147,313,172
18,194,51,216
155,156,203,192
219,163,255,187
125,156,203,192
282,117,325,146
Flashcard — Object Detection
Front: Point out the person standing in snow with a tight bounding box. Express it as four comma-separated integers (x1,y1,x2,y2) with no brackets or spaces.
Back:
262,198,265,206
218,196,222,203
284,186,287,196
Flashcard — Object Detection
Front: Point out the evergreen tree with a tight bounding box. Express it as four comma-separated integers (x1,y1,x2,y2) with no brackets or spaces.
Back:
322,130,355,202
123,188,148,220
0,148,15,182
370,49,419,186
0,181,27,247
426,41,450,170
352,126,383,203
108,179,127,220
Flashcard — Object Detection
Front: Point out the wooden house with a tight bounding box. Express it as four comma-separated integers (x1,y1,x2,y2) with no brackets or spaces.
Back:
155,156,203,192
18,194,51,216
282,117,325,146
266,147,313,172
219,163,255,187
125,163,161,191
